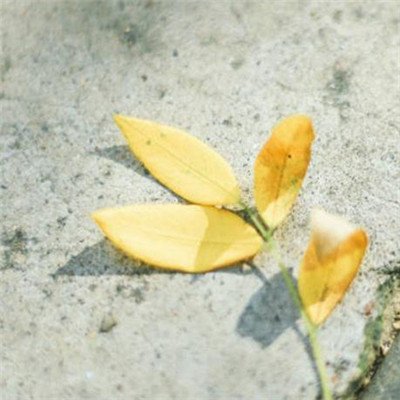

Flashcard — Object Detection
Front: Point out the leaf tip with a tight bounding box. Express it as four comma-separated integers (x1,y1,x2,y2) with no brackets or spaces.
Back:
91,210,101,225
279,114,315,142
113,113,128,131
112,113,122,123
91,209,108,229
310,208,367,257
113,114,139,142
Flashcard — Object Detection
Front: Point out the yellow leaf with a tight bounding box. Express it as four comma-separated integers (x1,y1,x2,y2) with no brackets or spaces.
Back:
92,204,263,273
113,115,240,205
298,209,368,325
254,115,315,229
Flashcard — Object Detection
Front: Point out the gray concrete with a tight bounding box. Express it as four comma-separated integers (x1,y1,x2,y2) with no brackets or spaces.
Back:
1,1,399,399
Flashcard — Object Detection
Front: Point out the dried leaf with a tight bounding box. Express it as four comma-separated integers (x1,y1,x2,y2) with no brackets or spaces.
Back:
113,115,240,205
298,209,368,325
92,204,262,273
254,115,314,229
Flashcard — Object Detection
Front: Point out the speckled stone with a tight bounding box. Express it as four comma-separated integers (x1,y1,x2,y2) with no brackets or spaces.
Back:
1,1,399,399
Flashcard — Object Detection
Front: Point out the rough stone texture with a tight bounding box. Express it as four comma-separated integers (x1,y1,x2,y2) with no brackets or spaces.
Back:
362,334,400,400
1,1,399,399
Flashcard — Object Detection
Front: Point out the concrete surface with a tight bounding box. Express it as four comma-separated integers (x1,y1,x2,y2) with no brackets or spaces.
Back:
1,1,399,399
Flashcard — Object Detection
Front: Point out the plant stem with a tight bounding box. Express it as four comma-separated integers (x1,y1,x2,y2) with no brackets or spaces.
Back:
241,202,332,400
269,236,333,400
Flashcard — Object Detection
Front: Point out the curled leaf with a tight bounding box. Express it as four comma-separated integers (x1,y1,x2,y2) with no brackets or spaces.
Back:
298,209,368,325
113,115,240,205
92,204,262,273
254,115,314,229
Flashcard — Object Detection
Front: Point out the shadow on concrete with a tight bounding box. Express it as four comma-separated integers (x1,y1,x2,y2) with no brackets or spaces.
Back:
236,266,300,347
55,241,319,386
53,239,253,278
93,144,186,200
53,239,166,277
92,145,149,177
237,264,320,389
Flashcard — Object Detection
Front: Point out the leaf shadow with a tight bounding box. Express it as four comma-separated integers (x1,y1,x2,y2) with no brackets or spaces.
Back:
53,239,252,278
237,266,299,347
52,239,171,277
238,264,319,384
92,144,186,200
92,144,150,178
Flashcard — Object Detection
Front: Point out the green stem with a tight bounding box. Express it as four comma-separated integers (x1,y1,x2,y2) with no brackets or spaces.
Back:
269,236,332,400
241,201,332,400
